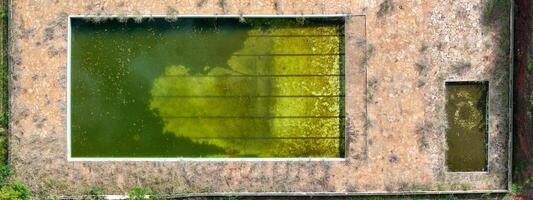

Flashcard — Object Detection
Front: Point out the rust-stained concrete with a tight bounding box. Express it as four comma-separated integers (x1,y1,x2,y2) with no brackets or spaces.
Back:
8,0,509,196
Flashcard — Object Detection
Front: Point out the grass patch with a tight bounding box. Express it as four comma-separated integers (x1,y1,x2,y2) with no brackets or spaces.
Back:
196,0,207,8
0,0,8,189
81,187,105,200
165,6,179,22
481,0,511,28
367,77,379,103
415,61,427,74
481,0,511,61
128,187,163,200
451,61,471,73
347,195,461,200
377,0,394,17
0,181,29,200
362,43,374,67
0,0,7,167
218,0,227,13
273,0,281,14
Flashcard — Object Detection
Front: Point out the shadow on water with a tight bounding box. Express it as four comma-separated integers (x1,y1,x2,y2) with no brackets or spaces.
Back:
70,18,248,157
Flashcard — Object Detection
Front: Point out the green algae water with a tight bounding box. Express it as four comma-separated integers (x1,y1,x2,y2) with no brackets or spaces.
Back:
70,17,345,158
446,82,488,171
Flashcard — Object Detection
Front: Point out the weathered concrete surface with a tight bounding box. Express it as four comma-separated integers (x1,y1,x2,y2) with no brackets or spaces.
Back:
8,0,510,196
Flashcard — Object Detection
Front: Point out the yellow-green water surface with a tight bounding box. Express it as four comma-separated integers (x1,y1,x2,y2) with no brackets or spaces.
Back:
446,82,488,171
70,17,345,158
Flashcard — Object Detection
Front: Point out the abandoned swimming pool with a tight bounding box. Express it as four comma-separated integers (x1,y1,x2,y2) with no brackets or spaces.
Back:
68,17,346,158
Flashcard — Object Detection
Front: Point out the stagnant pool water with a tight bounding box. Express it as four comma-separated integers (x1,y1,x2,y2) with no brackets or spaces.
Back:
446,82,488,171
70,17,345,158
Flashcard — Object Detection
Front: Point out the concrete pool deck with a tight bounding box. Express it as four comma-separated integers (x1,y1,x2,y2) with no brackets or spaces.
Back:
7,0,511,197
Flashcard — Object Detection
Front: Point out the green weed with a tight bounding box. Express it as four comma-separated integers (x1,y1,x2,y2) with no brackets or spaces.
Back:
0,181,30,200
0,165,10,187
128,187,163,200
82,187,105,200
